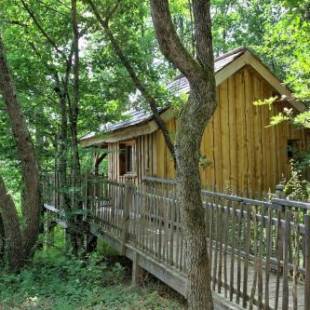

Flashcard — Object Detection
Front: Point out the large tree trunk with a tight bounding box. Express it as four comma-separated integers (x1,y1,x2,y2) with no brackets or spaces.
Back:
150,1,216,308
0,176,23,270
0,215,5,263
0,33,41,266
176,83,216,309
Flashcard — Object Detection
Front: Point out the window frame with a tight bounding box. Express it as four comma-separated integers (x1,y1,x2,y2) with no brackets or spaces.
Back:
119,140,136,176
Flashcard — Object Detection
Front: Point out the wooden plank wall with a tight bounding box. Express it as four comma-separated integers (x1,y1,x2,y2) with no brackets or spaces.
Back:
108,135,156,182
106,66,307,197
149,66,307,197
107,143,119,181
136,134,155,181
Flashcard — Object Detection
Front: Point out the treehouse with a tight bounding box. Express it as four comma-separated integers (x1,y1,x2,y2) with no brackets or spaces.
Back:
81,48,309,197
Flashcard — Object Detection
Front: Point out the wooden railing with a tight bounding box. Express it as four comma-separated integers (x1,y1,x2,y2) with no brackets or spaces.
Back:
42,175,310,309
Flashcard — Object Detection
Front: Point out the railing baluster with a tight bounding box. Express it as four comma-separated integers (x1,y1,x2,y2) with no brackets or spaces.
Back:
264,206,272,310
223,200,229,298
305,215,310,310
218,198,224,294
229,201,236,302
236,202,243,304
282,207,290,310
243,203,251,308
212,200,218,291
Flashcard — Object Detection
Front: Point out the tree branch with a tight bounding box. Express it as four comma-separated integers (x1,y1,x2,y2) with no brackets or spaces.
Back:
84,0,176,163
149,0,204,81
85,0,176,162
192,0,215,74
20,0,69,64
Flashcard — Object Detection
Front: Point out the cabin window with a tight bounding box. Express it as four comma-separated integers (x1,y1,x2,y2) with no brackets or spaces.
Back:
119,142,135,175
287,139,300,160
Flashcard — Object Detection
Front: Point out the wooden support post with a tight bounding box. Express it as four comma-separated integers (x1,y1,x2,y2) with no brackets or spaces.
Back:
83,174,88,221
304,215,310,310
64,226,70,252
132,251,144,286
44,211,55,250
43,211,49,251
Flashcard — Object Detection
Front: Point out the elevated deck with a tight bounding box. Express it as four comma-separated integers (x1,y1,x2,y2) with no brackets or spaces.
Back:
43,176,310,309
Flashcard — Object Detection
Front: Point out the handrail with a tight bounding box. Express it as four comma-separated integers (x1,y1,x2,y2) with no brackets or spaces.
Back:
42,175,310,309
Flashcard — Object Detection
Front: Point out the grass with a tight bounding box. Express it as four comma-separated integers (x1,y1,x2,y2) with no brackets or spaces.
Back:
0,231,185,310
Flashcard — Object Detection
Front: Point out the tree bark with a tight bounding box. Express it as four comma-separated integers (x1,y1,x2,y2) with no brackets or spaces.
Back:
0,176,24,271
0,34,41,260
176,84,215,310
56,87,69,210
70,0,81,187
150,1,216,309
0,215,5,263
69,0,82,254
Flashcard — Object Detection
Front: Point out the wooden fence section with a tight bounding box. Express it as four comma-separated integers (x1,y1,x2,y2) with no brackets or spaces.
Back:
42,175,310,310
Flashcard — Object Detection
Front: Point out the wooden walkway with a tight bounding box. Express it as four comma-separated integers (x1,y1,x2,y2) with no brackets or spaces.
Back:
43,176,310,310
92,206,305,310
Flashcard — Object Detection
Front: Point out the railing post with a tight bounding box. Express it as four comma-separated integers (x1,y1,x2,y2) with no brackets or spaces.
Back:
121,182,130,255
304,215,310,310
275,183,285,264
275,183,285,199
282,208,290,310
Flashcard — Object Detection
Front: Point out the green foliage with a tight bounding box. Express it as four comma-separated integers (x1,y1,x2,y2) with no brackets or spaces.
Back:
284,160,309,201
211,0,309,103
199,155,212,169
0,246,183,310
253,96,278,110
269,113,290,127
293,111,310,128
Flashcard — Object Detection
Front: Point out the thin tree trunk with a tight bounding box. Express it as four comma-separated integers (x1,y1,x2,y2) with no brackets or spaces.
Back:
57,91,69,210
70,0,81,185
0,34,41,259
69,0,82,254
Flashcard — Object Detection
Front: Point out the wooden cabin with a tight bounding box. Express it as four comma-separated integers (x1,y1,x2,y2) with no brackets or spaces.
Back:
81,48,309,197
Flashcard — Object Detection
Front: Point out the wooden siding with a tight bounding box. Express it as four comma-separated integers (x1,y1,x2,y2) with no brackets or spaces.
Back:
107,66,307,196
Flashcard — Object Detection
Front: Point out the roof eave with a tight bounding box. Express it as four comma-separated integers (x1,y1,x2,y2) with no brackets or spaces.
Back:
81,49,305,147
